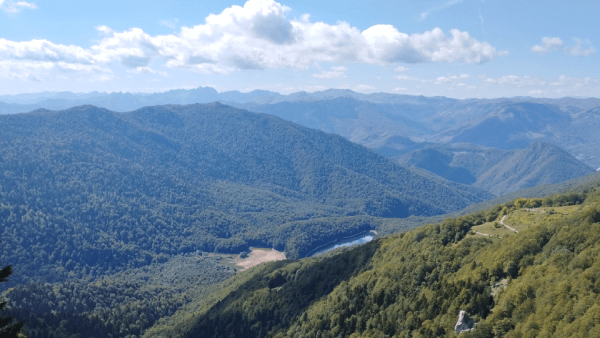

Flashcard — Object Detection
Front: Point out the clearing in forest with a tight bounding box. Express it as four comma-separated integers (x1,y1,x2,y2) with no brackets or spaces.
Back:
465,204,580,240
234,248,286,271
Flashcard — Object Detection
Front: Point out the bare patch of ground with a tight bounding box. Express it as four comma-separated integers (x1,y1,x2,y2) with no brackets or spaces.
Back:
234,248,286,271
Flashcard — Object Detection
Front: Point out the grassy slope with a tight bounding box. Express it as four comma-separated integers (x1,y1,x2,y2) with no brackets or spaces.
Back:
144,177,600,338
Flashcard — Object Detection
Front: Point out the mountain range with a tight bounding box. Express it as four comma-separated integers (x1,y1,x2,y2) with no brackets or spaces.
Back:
2,87,597,169
1,89,599,338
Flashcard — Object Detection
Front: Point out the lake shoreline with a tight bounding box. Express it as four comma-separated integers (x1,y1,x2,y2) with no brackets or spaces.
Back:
305,230,376,257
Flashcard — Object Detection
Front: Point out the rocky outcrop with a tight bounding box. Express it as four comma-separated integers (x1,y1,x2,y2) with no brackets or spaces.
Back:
454,310,476,333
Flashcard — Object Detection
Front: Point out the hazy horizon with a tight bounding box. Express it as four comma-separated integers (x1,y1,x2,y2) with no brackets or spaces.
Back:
1,0,598,99
1,85,600,102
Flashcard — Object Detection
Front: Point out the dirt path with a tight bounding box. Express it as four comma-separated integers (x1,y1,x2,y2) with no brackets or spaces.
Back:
526,208,547,213
500,215,518,233
234,248,286,271
475,231,490,237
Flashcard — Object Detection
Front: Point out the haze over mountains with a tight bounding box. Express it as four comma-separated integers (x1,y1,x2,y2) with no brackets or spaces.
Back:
2,87,599,170
395,142,595,196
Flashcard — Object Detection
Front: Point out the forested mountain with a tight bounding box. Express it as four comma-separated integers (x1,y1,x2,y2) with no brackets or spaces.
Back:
0,103,493,287
3,88,600,168
1,101,598,337
225,97,429,149
143,176,600,338
396,142,594,196
448,103,571,150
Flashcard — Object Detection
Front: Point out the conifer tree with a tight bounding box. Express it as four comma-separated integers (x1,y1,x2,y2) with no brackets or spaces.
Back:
0,263,24,338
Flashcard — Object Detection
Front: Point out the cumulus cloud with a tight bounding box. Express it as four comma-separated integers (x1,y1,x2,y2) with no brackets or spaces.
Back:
95,26,113,35
531,37,563,53
0,38,101,66
394,66,408,72
0,59,110,81
313,66,347,78
434,74,469,85
1,0,36,13
353,84,376,92
0,0,504,77
531,37,595,57
127,66,169,77
481,74,600,97
395,74,421,81
483,75,542,87
565,38,596,57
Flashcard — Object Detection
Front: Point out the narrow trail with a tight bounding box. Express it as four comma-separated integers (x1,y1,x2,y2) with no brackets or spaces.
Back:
526,208,547,213
475,231,490,237
500,215,518,233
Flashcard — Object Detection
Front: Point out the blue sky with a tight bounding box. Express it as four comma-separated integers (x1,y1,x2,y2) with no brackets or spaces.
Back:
0,0,598,98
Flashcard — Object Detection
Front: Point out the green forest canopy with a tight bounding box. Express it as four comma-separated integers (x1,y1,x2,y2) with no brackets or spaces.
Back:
0,104,492,286
144,179,600,338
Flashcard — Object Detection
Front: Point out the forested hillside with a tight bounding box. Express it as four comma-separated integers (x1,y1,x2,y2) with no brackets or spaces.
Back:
226,97,430,149
0,103,492,287
143,177,600,338
396,142,594,196
4,89,600,169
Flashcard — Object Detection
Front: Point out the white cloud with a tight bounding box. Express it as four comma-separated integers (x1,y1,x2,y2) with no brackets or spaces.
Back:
0,59,110,81
419,0,463,21
434,74,469,85
531,37,595,57
484,75,541,87
479,12,485,34
313,66,347,78
394,66,408,72
0,0,504,77
528,89,545,96
531,37,563,53
1,0,36,13
392,87,408,92
395,74,421,81
95,26,113,35
127,67,169,77
159,18,179,29
565,38,596,57
482,74,600,97
353,84,376,92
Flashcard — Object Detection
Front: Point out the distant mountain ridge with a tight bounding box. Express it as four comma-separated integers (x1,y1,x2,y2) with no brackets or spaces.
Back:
2,87,600,169
396,141,594,196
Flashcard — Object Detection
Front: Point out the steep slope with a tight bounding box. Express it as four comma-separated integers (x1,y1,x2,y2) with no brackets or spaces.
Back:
143,178,600,338
0,104,492,286
396,142,594,196
227,97,430,149
564,106,600,166
450,102,571,150
475,141,594,195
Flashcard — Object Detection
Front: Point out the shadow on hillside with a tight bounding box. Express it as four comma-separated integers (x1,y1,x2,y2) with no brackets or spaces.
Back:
184,239,382,338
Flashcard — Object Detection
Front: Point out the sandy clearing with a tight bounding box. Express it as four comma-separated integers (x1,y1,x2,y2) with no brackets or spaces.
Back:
234,248,286,271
